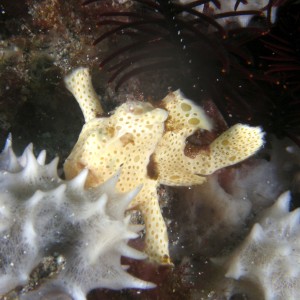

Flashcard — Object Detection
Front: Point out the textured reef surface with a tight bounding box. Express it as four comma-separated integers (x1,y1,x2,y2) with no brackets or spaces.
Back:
1,0,300,300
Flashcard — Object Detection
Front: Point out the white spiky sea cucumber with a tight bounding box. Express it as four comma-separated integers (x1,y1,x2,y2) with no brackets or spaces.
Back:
0,135,155,300
220,191,300,300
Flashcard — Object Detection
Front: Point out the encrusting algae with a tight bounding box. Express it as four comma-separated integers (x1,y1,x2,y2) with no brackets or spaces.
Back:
64,67,265,265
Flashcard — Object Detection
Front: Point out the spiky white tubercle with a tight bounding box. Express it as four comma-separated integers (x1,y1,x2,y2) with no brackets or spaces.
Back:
0,136,154,299
219,191,300,300
0,133,20,172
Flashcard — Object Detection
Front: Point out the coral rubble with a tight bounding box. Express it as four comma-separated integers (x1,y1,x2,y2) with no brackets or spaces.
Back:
0,135,154,300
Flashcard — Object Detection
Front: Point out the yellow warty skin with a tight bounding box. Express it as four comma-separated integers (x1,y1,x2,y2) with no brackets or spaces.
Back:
64,67,264,265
